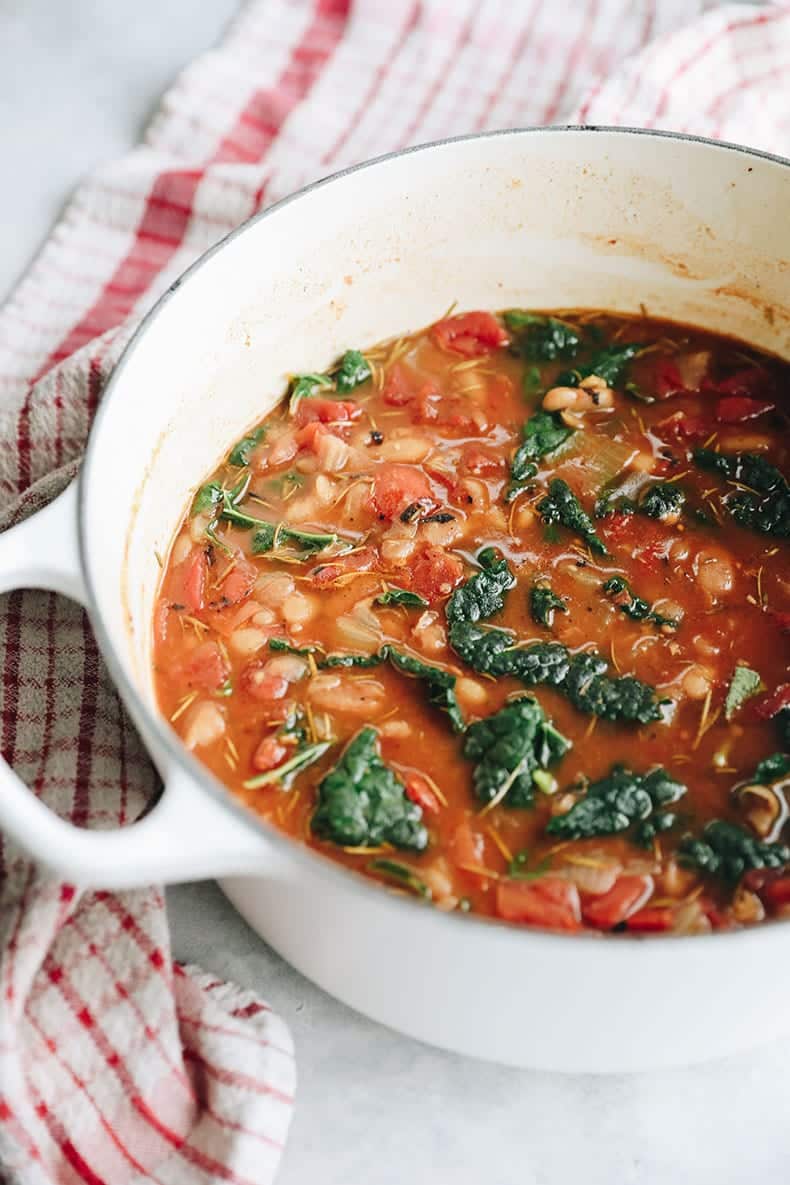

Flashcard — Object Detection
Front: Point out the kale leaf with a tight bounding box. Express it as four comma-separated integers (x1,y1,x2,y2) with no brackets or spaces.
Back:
445,551,665,723
753,752,790,784
530,582,568,628
314,645,464,732
603,575,678,629
503,311,581,362
228,426,266,467
505,411,575,501
385,647,465,733
693,449,790,538
724,665,763,721
777,708,790,752
538,478,608,554
311,726,428,851
639,482,686,522
464,695,571,808
678,819,790,884
373,587,428,608
194,475,342,555
546,764,686,841
335,348,372,393
556,342,641,388
288,371,333,415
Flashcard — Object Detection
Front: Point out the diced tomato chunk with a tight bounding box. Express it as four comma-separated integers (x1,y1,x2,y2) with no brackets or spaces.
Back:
308,546,378,588
382,364,415,407
173,546,208,613
180,641,230,691
430,312,509,358
768,610,790,633
370,464,434,520
210,554,257,607
252,734,288,772
410,545,464,603
600,513,669,574
412,383,441,424
653,359,686,399
581,875,653,930
655,411,710,442
294,398,361,427
451,819,485,867
715,395,775,424
462,444,504,476
704,367,770,399
624,906,674,932
754,683,790,720
495,876,581,931
404,773,440,815
240,662,289,702
296,421,347,452
758,876,790,909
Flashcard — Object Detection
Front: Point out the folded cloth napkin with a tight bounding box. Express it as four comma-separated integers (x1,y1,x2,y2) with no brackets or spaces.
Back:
1,1,788,1180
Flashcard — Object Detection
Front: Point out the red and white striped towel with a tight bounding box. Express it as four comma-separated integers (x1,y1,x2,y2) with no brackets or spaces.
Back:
1,2,789,1181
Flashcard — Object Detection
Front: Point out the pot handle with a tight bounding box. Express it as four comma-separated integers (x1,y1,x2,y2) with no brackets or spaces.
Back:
0,481,274,888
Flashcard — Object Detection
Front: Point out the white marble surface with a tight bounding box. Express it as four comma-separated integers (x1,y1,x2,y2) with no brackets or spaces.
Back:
1,2,787,1182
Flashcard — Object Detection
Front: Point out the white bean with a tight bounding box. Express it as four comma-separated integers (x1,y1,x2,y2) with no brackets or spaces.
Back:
455,677,490,709
377,431,432,463
682,664,714,700
380,720,412,739
254,572,295,607
229,627,269,657
265,654,309,682
695,548,735,601
282,591,317,629
171,534,192,565
308,674,386,715
316,432,350,472
182,701,225,750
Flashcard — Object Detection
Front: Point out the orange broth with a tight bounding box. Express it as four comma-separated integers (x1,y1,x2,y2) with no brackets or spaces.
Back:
154,310,790,934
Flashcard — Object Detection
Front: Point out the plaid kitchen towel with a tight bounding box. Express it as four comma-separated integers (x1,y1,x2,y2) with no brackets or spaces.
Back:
1,1,789,1181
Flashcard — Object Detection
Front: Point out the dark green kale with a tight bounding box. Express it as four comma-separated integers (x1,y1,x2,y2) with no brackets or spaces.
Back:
753,752,790,784
546,764,686,842
538,478,608,554
192,474,342,555
463,696,571,808
192,479,224,517
445,552,665,723
228,426,266,467
693,449,790,538
373,587,429,608
314,646,464,732
242,707,330,790
334,348,372,392
530,583,568,628
385,647,465,733
603,575,678,629
446,547,516,630
556,342,641,388
288,371,333,415
369,858,431,897
505,411,575,501
503,311,581,362
251,523,340,554
311,726,428,851
777,708,790,752
724,665,763,721
678,819,790,884
268,639,321,657
639,482,686,522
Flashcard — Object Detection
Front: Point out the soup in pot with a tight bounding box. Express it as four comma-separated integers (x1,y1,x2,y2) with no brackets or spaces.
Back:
154,309,790,934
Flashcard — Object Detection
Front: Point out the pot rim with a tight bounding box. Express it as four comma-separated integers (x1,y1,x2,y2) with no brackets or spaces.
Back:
79,123,790,951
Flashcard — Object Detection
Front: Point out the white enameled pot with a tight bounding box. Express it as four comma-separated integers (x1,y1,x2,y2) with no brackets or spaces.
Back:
2,128,789,1073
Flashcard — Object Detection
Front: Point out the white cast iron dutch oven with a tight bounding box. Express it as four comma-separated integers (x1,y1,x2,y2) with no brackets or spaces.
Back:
1,128,789,1073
